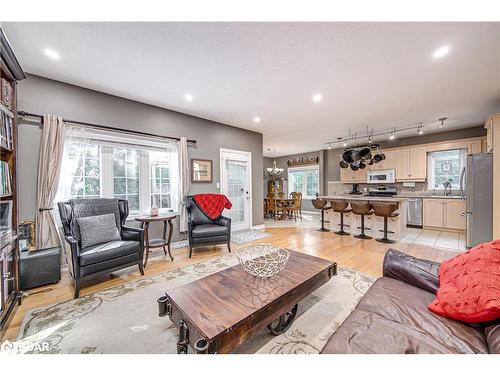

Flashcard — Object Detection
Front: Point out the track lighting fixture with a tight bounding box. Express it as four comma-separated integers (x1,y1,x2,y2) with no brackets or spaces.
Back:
417,123,424,135
389,128,396,140
328,116,451,148
439,117,447,128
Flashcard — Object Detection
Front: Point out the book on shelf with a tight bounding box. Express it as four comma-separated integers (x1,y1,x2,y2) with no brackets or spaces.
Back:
0,109,13,150
1,78,13,109
0,161,12,195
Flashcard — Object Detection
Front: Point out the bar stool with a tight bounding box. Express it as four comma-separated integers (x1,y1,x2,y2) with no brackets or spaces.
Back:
350,202,373,239
331,200,351,235
312,198,330,232
371,203,399,244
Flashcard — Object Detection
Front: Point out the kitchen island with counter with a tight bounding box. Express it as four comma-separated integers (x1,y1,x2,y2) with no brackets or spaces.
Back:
321,195,408,241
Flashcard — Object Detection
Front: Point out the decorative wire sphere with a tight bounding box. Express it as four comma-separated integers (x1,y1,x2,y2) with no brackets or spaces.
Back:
236,244,290,278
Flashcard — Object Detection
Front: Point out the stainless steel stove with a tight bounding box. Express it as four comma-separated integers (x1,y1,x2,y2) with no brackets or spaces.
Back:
367,186,397,197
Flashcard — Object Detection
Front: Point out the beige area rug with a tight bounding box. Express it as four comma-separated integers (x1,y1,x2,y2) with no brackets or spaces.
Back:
15,252,375,354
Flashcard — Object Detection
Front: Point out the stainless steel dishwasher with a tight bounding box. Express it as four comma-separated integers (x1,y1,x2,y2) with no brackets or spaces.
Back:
406,198,423,228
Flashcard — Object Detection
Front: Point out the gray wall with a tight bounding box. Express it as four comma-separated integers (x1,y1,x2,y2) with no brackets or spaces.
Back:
264,151,324,211
18,74,263,242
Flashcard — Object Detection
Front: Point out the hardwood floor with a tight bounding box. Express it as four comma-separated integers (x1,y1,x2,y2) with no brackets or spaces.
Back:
4,226,456,341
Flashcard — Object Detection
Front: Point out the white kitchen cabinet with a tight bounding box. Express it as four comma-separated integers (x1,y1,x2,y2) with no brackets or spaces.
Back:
423,199,444,228
340,167,367,183
468,139,482,154
369,150,395,171
444,199,466,230
423,198,465,231
395,148,410,180
396,146,426,181
410,146,427,179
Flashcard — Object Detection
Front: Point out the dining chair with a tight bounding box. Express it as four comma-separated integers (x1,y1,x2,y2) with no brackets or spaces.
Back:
290,192,303,220
268,195,283,220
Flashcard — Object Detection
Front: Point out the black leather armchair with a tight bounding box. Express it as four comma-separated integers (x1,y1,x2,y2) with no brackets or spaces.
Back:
58,198,144,298
186,196,231,258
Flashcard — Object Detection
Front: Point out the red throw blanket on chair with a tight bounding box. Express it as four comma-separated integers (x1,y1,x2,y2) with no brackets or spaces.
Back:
193,194,232,220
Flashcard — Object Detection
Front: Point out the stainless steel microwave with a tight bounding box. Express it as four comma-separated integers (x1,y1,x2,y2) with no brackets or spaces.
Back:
367,169,395,184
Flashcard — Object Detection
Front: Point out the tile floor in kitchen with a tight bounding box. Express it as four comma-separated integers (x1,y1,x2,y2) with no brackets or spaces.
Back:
401,227,467,252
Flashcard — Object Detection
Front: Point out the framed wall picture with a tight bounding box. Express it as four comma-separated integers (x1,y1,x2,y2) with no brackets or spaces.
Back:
191,159,213,183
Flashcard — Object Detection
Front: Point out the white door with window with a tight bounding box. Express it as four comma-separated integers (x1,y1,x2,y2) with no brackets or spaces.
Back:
220,149,252,232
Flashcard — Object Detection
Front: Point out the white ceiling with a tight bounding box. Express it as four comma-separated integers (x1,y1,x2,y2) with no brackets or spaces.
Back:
3,22,500,156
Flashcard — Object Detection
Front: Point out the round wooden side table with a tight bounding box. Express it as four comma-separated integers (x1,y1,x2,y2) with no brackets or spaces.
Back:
135,213,178,267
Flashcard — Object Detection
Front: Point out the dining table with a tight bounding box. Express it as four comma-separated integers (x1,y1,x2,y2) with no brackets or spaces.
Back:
264,197,296,220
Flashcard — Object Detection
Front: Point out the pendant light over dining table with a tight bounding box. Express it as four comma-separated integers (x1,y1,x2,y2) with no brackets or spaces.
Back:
266,148,284,176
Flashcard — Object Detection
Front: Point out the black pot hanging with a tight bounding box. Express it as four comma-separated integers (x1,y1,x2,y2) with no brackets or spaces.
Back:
359,147,372,161
342,150,354,163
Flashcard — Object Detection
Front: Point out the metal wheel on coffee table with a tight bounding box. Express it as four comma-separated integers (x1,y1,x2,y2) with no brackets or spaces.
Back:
267,304,298,335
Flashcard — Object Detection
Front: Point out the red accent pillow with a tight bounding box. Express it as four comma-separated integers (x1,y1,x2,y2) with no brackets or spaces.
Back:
428,239,500,323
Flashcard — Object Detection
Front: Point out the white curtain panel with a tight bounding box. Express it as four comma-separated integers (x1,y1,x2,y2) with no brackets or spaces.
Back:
36,115,66,249
178,137,189,232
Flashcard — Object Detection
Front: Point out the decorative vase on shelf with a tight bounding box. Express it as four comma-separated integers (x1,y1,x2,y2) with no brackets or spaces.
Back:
150,206,159,216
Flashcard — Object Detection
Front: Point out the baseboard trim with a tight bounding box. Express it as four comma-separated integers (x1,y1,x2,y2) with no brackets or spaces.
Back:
251,224,265,230
301,210,319,215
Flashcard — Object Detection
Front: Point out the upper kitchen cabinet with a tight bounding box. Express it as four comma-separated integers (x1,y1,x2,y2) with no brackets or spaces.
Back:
410,146,427,179
340,166,368,183
395,146,426,181
468,139,482,154
369,150,395,171
485,114,500,152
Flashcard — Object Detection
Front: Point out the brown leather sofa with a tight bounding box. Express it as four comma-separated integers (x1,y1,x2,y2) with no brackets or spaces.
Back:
321,249,499,354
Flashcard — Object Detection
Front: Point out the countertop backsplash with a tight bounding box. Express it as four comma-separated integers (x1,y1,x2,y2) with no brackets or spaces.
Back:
327,181,461,197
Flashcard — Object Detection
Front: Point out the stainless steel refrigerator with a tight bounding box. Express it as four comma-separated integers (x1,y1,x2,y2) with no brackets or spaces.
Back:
460,153,493,248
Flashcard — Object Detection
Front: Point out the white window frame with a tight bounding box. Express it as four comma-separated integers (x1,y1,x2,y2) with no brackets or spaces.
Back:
287,165,320,199
57,126,179,218
427,148,467,191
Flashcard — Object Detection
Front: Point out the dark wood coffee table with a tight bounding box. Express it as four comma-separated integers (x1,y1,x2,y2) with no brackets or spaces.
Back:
157,250,337,354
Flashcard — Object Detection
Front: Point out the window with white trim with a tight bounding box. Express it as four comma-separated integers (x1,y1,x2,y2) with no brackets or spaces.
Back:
150,151,172,210
427,149,467,190
57,126,179,215
288,165,319,199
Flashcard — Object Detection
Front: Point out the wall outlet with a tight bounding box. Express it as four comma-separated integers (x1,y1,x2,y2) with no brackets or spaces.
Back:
216,182,220,189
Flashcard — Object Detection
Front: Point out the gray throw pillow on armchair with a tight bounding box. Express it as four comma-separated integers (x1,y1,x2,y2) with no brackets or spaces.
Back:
76,213,121,248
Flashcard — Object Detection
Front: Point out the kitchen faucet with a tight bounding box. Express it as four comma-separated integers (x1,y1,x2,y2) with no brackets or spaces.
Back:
443,180,452,196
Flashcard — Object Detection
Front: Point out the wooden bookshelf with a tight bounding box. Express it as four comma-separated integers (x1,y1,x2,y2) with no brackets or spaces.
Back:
0,26,26,339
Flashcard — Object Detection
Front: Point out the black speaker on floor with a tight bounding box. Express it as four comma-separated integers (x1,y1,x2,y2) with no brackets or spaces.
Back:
20,247,61,290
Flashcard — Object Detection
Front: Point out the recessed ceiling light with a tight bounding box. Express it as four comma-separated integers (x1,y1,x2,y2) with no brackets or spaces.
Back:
184,94,194,102
312,93,323,103
433,45,450,59
44,48,60,60
253,116,261,124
